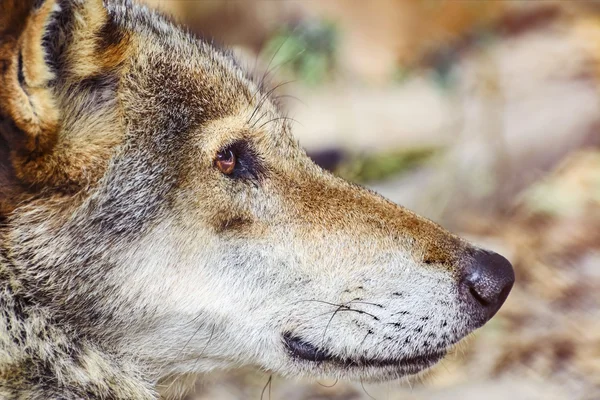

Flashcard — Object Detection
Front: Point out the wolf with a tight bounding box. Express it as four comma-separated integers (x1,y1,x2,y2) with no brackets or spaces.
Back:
0,0,515,398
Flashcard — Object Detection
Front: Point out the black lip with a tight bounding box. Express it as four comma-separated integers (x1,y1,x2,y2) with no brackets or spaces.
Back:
283,333,446,368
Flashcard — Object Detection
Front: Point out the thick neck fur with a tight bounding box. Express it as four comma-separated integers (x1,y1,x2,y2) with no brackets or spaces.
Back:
0,242,157,399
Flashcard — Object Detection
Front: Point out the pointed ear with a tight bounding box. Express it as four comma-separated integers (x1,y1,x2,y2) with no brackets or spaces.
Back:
0,0,127,215
0,0,60,165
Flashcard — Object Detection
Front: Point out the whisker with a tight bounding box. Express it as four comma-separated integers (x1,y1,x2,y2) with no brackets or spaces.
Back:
248,80,297,126
317,378,338,388
155,312,207,374
245,37,304,123
173,320,204,361
360,378,377,400
250,110,271,129
293,309,352,330
341,308,379,321
262,48,306,84
293,299,380,319
272,94,307,107
320,304,346,347
359,330,373,352
190,323,217,370
348,300,384,308
292,299,349,308
260,374,272,400
256,116,300,131
246,31,291,119
163,323,216,395
251,32,291,106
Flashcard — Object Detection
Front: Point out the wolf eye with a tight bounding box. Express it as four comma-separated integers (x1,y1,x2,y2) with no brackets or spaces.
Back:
215,148,236,175
214,140,264,181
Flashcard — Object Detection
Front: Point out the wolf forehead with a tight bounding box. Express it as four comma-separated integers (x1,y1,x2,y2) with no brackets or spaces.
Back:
0,0,294,237
27,0,292,211
46,0,268,132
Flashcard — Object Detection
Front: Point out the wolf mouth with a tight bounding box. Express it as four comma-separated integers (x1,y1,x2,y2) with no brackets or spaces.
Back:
283,334,446,369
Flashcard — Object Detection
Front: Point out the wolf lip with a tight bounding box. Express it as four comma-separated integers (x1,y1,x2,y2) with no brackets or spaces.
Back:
283,333,446,368
284,334,331,362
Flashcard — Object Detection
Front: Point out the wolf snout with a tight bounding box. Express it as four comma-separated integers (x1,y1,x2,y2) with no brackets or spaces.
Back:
459,250,515,325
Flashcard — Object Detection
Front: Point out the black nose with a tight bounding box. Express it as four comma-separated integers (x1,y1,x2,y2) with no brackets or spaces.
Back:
460,250,515,325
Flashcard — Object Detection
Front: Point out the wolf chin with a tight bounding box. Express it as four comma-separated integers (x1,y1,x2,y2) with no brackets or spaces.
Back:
0,0,515,398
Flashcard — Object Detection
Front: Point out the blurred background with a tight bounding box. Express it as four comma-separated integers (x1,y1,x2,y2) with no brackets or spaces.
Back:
144,1,600,399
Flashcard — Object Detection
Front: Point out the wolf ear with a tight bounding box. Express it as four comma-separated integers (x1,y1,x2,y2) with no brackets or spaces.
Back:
0,0,115,189
0,0,61,177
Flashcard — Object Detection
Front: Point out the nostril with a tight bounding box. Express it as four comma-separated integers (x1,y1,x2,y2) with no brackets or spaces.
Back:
468,285,490,307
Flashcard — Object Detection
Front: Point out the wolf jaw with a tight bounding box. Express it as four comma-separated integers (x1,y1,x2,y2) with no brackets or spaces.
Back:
0,0,514,398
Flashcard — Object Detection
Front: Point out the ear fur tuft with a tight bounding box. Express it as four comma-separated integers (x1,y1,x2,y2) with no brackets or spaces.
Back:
0,0,125,216
0,0,61,178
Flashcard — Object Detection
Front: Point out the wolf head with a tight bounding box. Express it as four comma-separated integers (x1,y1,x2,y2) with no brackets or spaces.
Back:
0,0,514,388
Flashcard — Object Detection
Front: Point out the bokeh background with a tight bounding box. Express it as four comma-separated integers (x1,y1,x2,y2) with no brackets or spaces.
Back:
143,1,600,399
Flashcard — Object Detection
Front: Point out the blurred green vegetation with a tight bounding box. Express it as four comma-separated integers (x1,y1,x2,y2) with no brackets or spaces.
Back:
262,20,338,85
336,147,438,183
